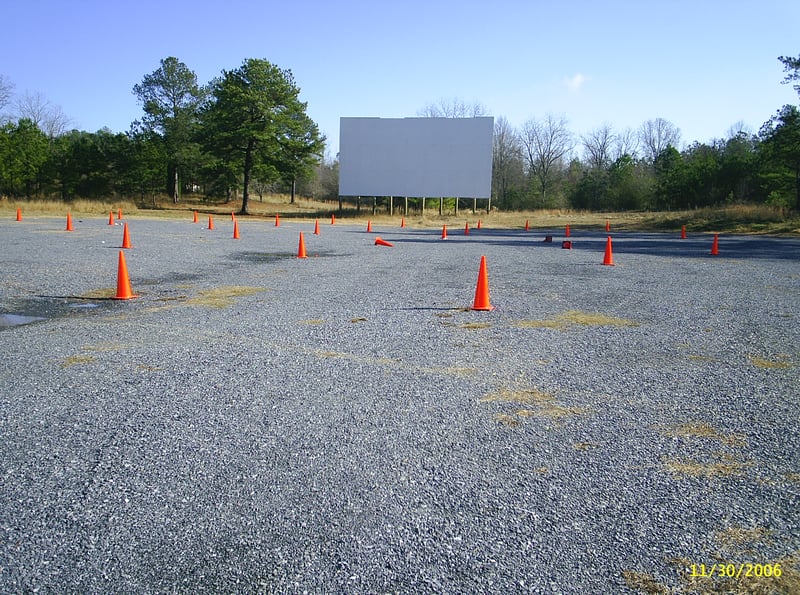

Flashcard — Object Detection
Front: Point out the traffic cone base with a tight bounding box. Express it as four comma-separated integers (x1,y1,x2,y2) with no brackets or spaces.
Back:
471,255,494,311
121,222,132,249
602,236,615,266
113,250,137,300
374,237,393,247
297,232,308,258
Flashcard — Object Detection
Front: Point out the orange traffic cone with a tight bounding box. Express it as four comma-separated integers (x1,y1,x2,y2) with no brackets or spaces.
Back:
374,236,393,247
113,250,137,300
108,211,115,225
477,219,482,230
605,220,610,232
121,222,132,249
297,232,308,258
193,210,198,223
275,214,280,227
231,211,236,222
602,236,615,266
208,216,214,230
464,222,470,235
314,219,320,235
441,224,448,240
565,224,571,237
400,217,405,228
66,213,74,231
524,219,529,231
117,209,123,221
710,234,719,255
331,213,336,225
471,255,494,311
681,225,687,239
16,208,22,221
233,220,240,239
366,220,372,232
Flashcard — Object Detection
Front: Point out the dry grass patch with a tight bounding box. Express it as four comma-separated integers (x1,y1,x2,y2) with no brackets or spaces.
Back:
78,287,117,299
184,286,265,308
299,319,325,325
748,354,793,369
660,422,747,448
480,387,588,426
460,322,491,329
60,355,96,368
515,310,638,331
661,455,748,479
621,569,671,594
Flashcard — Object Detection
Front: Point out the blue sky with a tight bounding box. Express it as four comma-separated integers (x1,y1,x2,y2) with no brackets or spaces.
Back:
2,0,798,159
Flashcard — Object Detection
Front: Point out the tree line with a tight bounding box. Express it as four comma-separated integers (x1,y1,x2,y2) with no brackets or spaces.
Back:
0,57,325,215
1,55,798,213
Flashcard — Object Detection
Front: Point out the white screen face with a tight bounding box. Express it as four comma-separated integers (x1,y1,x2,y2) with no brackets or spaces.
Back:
338,117,493,198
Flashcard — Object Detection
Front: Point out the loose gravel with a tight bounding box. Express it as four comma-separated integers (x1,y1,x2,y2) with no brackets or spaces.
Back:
1,215,799,593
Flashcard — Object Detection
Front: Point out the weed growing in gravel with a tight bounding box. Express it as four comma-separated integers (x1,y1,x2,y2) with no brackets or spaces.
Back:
660,422,747,447
657,422,751,479
185,286,265,308
60,355,96,368
748,354,793,369
515,310,638,331
480,387,588,426
459,322,491,329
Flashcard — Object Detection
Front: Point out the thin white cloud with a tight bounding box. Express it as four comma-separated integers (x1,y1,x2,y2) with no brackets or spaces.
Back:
564,73,587,91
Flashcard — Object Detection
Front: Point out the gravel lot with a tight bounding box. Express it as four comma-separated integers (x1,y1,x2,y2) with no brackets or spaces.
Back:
1,215,798,594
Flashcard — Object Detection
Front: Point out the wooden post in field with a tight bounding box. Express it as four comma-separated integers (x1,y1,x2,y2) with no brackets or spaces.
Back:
372,196,376,216
389,196,393,216
473,197,477,214
439,197,443,216
421,197,425,217
455,197,459,217
356,196,361,213
404,196,408,216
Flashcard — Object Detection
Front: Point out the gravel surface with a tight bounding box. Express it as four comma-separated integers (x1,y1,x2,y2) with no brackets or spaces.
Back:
1,215,798,593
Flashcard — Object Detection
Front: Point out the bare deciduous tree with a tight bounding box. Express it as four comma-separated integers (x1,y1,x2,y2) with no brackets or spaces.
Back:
614,127,640,161
582,123,616,169
639,117,681,162
519,113,573,202
0,75,14,122
417,97,488,118
15,91,71,137
492,116,523,207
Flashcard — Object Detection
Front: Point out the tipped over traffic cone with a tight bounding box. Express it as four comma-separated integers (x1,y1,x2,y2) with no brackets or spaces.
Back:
710,234,719,255
297,232,307,258
374,236,393,247
441,224,448,240
193,210,198,223
314,219,320,235
366,220,372,232
471,255,494,311
113,250,137,300
208,216,214,230
108,211,115,225
464,222,470,235
681,225,687,239
602,236,615,266
66,213,74,231
16,208,22,222
121,222,132,249
565,224,571,237
233,220,240,239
